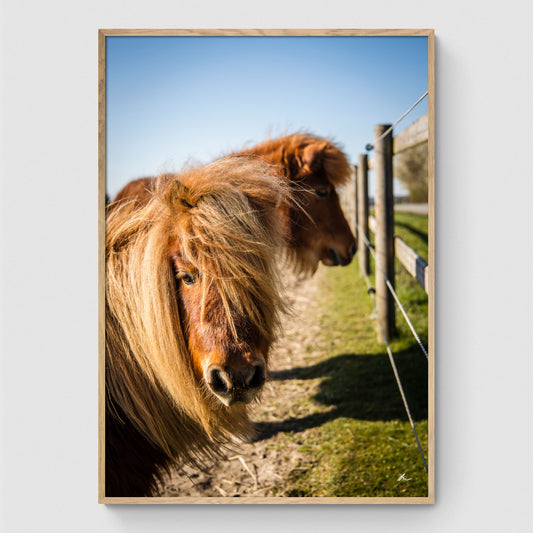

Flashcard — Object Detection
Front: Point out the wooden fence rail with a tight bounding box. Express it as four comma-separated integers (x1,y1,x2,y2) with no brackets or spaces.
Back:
353,113,429,341
368,114,429,170
369,216,429,294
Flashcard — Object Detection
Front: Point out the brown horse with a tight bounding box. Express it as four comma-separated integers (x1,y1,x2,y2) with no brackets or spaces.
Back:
105,156,288,497
239,133,356,274
114,132,356,275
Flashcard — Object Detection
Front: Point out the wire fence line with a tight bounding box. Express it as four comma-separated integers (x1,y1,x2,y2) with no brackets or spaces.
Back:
351,88,431,348
349,90,431,474
360,270,428,474
356,224,429,360
365,91,429,151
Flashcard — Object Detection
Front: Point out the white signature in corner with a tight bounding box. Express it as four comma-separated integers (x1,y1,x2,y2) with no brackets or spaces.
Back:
397,473,412,481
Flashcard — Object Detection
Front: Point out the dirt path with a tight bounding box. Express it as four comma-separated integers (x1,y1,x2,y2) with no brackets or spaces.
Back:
157,271,332,497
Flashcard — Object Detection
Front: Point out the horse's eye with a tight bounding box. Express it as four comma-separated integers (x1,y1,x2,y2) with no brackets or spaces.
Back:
179,271,196,286
315,187,329,198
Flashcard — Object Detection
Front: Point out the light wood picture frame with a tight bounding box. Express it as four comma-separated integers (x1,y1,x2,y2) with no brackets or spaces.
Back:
99,29,435,504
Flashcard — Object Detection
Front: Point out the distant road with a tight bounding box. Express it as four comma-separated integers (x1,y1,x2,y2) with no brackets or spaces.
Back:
394,203,428,215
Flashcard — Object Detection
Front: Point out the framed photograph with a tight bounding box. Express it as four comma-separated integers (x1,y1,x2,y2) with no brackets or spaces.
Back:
99,29,434,504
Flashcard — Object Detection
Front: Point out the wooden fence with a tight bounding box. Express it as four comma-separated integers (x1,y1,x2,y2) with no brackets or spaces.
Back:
343,113,429,341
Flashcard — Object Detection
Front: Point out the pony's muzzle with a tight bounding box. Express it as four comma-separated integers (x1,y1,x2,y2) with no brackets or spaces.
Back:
327,243,355,266
206,361,266,407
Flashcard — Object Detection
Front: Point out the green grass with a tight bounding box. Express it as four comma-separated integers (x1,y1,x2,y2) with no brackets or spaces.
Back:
394,211,428,263
370,210,428,262
392,212,429,344
278,215,429,498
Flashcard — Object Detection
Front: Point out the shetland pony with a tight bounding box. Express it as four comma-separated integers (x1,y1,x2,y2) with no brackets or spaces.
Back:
239,133,356,274
105,156,288,497
114,133,356,276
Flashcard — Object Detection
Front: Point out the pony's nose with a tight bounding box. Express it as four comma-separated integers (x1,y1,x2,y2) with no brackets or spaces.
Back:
206,362,266,406
328,247,341,265
328,241,356,266
328,247,354,266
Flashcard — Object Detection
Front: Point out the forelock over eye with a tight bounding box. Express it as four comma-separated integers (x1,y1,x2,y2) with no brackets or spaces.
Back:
315,187,329,198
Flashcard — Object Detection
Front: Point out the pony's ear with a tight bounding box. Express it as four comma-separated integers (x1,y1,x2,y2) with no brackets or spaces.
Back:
300,140,351,186
166,180,198,211
299,141,329,173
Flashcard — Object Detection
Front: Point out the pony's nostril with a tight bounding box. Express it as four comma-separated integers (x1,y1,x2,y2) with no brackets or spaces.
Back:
328,248,341,265
206,362,266,405
350,242,357,257
207,367,230,395
247,364,266,389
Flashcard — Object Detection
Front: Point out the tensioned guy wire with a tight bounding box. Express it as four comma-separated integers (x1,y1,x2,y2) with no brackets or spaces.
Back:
365,91,429,151
356,223,429,360
360,271,428,474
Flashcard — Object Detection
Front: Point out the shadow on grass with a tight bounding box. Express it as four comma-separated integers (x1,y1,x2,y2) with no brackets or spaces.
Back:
253,346,427,442
394,221,428,244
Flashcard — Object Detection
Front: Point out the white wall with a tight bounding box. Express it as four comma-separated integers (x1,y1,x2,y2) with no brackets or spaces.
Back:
1,1,532,532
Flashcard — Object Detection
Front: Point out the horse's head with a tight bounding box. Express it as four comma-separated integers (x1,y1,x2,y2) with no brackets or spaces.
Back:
282,135,356,274
243,133,356,275
169,253,269,406
162,157,287,407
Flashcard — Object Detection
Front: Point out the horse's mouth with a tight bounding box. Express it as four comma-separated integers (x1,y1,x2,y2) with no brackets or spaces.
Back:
212,389,258,407
322,247,355,267
321,255,337,266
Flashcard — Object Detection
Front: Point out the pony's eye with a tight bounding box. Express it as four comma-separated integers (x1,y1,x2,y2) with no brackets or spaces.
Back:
315,187,329,198
179,271,196,286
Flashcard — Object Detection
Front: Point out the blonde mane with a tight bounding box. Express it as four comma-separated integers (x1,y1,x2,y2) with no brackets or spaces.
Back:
106,156,289,489
112,132,354,280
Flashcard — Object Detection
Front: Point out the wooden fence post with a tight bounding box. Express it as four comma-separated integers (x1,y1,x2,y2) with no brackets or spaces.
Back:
357,154,370,277
374,124,396,340
353,164,358,235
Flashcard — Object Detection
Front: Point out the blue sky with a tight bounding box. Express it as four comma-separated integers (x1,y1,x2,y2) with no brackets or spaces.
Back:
106,36,428,199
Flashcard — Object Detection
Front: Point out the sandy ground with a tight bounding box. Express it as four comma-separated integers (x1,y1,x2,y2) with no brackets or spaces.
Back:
156,271,332,497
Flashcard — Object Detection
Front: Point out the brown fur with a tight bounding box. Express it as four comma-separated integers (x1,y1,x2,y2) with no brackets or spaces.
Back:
238,133,356,274
106,156,288,496
114,133,356,276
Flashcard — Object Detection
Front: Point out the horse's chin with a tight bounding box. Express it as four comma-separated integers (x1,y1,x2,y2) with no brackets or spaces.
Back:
320,256,336,267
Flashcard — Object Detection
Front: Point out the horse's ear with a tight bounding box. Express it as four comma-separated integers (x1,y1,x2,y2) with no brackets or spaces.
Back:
301,140,351,185
299,141,329,172
166,180,197,211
